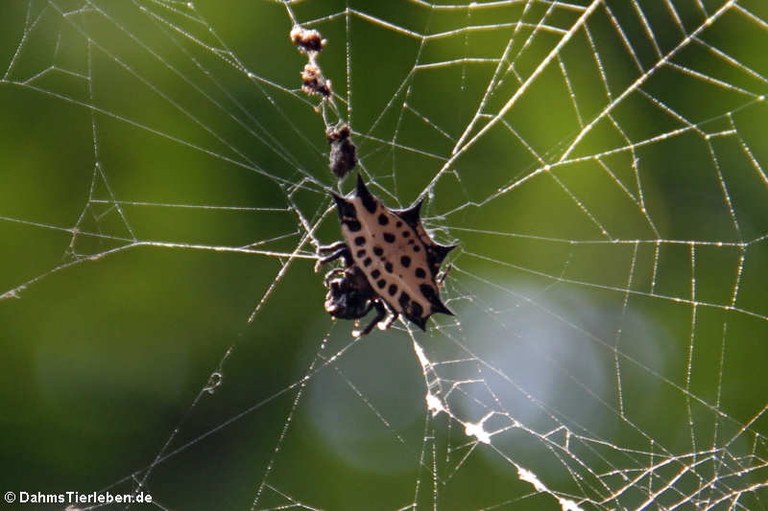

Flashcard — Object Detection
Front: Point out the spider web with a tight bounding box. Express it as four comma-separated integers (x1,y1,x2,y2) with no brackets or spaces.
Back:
1,0,767,510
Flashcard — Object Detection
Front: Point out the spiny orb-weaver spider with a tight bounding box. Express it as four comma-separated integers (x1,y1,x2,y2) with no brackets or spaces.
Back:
317,175,455,337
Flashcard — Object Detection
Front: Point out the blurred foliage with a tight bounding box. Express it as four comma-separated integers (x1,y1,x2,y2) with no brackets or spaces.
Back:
0,1,766,510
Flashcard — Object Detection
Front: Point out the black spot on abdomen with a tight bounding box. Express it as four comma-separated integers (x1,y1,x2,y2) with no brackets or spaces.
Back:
378,214,389,225
354,236,366,246
383,232,396,243
388,284,398,296
415,268,426,279
345,219,361,232
400,256,411,267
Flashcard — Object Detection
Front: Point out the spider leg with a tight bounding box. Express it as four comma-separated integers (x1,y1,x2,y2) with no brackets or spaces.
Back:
317,241,347,254
314,243,352,272
436,263,453,287
377,310,399,331
323,267,345,285
375,300,399,331
353,300,387,338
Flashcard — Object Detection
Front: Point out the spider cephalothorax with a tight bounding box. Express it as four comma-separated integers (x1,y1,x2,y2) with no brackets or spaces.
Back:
316,175,455,336
323,264,373,319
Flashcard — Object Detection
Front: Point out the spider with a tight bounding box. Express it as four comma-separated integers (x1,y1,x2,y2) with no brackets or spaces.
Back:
316,175,455,337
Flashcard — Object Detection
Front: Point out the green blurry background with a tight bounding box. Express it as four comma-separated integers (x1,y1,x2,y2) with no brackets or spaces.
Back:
0,1,766,510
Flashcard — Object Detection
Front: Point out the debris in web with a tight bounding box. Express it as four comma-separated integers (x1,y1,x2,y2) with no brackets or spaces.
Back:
326,123,357,178
300,63,331,98
290,26,326,54
291,25,332,99
464,417,491,444
290,24,358,180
